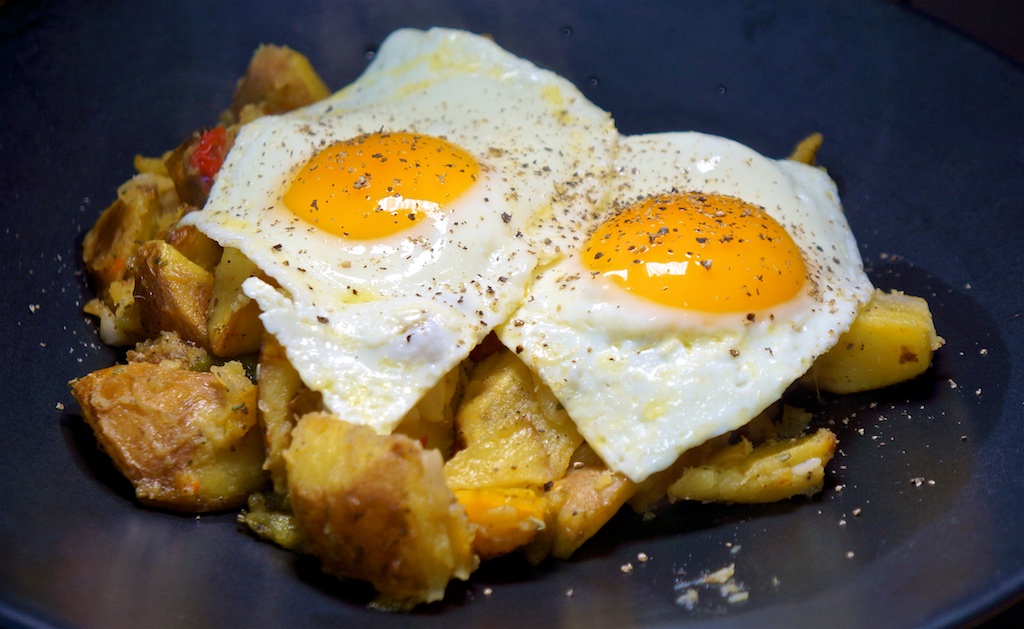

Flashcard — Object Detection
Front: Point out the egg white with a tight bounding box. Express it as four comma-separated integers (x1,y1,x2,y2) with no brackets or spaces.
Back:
498,132,873,482
180,28,616,434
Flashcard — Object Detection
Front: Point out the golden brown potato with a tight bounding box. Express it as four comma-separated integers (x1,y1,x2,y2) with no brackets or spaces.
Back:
444,350,583,490
393,362,464,456
207,247,265,357
533,444,637,561
285,413,477,610
84,277,143,346
164,223,223,272
806,289,943,393
82,173,181,288
133,152,171,177
256,334,306,496
788,132,824,166
69,361,266,511
133,240,215,347
230,44,331,119
627,442,716,514
667,428,837,504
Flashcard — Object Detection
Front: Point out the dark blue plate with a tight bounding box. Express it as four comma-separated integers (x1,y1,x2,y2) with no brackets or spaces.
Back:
2,1,1022,627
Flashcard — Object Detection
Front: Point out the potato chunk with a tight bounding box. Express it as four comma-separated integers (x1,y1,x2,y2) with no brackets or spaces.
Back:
667,428,837,504
133,240,215,348
445,350,583,490
788,132,824,165
230,44,331,119
256,334,306,496
82,173,181,288
533,444,637,561
164,223,223,272
82,173,184,346
807,289,943,393
207,247,265,357
393,363,463,456
285,413,477,610
69,361,266,511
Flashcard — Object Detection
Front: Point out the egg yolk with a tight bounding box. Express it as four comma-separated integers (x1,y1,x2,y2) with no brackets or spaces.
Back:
581,191,807,312
283,131,480,240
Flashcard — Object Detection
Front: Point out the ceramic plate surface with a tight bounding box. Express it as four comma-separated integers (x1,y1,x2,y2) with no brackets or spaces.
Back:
1,1,1022,627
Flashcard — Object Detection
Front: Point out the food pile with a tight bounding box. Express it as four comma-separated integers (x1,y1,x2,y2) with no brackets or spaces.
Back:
70,29,943,610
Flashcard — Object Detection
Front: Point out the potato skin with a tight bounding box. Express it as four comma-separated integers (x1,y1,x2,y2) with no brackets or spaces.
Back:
82,173,184,346
82,173,181,289
207,247,265,357
230,44,331,119
70,361,266,512
285,413,477,610
133,240,214,348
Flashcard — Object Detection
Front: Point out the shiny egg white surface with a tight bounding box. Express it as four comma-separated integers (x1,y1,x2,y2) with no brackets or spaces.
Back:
498,132,873,482
183,26,873,483
180,28,617,433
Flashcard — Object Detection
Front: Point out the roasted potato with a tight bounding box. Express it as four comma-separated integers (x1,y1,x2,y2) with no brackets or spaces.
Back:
164,223,223,272
82,172,181,289
285,412,477,610
82,173,185,346
69,360,266,511
256,333,306,496
541,444,636,561
230,44,331,120
133,239,214,348
207,247,264,357
393,362,464,456
806,289,944,393
788,132,824,165
445,349,583,490
667,428,837,504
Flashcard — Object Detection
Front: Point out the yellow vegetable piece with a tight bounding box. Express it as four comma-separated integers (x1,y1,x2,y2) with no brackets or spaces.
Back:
207,247,265,357
445,350,583,490
69,360,266,512
788,132,824,165
133,239,214,348
668,428,837,504
285,413,476,611
807,289,944,393
453,487,549,559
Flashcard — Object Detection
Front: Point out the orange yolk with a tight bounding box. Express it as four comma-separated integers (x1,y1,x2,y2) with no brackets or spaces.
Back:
581,191,807,313
283,131,480,240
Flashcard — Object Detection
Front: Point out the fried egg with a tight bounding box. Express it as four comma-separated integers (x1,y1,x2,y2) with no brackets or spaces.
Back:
180,28,616,433
497,132,873,482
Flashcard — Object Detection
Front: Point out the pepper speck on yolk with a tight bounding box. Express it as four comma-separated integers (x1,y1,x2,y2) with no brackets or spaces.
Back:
283,131,480,240
582,191,807,312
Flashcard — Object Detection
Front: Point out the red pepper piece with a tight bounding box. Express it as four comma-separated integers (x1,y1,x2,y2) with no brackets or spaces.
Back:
190,125,228,191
